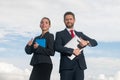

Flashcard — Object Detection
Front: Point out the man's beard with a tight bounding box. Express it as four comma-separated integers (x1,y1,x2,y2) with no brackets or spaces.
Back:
65,23,74,28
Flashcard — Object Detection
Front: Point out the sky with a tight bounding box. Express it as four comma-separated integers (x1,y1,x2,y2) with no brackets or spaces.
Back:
0,0,120,80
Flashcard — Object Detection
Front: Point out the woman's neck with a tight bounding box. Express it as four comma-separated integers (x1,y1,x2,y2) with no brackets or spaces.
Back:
42,30,48,36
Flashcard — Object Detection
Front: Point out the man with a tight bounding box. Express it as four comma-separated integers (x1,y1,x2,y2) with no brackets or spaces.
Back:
54,11,98,80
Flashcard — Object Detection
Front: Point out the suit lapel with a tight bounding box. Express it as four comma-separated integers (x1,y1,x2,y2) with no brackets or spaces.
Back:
75,30,80,37
61,29,72,45
64,29,72,39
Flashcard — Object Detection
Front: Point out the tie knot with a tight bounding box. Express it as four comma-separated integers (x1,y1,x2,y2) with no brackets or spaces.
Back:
70,30,74,33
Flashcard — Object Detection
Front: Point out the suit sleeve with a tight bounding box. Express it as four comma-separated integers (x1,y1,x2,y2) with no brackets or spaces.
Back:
35,34,55,56
80,32,98,47
25,44,34,55
54,32,74,56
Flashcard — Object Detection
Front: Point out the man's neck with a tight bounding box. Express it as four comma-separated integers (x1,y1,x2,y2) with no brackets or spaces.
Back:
67,27,74,29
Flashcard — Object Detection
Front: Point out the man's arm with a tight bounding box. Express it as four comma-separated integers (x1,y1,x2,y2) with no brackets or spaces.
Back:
54,32,74,56
80,32,98,47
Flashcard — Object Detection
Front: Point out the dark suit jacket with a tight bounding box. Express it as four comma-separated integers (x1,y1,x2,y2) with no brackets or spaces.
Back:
25,32,55,66
54,29,97,72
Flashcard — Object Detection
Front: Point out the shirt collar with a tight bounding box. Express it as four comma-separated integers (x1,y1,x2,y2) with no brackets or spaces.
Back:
66,28,75,35
66,28,74,31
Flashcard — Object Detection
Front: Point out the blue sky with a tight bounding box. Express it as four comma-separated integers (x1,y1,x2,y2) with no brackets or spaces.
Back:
0,0,120,80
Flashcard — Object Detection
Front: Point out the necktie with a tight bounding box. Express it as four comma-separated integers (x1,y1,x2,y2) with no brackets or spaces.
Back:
70,30,75,38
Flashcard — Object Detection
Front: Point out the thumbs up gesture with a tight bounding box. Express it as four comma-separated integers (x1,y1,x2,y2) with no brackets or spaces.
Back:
27,38,33,46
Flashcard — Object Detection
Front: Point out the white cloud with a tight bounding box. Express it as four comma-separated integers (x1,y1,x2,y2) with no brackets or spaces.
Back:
51,54,60,80
0,48,6,52
0,0,120,42
0,62,30,80
85,57,120,80
0,55,120,80
86,71,120,80
0,29,9,39
98,74,107,80
114,71,120,80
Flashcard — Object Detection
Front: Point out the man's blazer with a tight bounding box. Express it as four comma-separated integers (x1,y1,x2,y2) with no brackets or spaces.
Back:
54,29,97,72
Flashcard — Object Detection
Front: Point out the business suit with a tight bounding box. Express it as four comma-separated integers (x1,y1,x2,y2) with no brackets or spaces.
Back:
54,29,97,80
25,32,54,80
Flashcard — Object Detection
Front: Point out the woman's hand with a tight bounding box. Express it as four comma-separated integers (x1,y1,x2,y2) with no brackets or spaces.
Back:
27,38,33,46
33,42,39,49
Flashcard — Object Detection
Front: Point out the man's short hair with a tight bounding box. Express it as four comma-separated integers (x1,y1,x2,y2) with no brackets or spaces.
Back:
64,11,75,20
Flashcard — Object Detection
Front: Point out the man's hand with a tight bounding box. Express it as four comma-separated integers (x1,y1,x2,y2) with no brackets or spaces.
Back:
73,48,81,56
79,37,89,47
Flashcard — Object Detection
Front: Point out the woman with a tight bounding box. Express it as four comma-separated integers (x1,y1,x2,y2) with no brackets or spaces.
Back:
25,17,54,80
